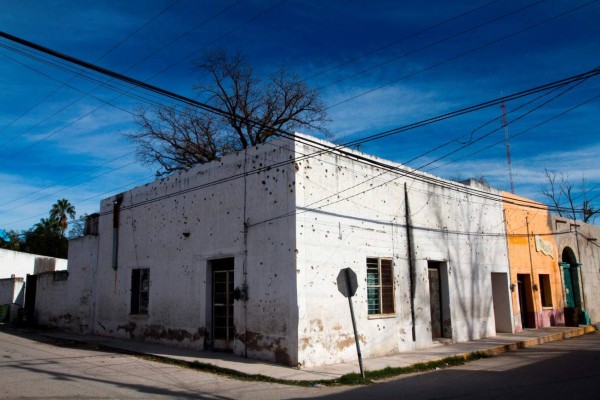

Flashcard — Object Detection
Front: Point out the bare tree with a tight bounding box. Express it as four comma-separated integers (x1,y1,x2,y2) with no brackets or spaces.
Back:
129,49,330,175
542,168,599,223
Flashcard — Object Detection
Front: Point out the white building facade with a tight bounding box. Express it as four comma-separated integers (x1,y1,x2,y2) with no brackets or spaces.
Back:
0,248,67,279
35,134,514,367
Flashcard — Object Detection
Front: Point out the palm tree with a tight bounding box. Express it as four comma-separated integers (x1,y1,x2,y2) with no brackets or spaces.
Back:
50,199,76,237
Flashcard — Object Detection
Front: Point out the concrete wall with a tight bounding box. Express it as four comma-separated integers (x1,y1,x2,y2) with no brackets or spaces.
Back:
0,248,67,279
552,216,600,325
0,277,24,305
0,277,24,322
293,137,512,367
91,140,298,365
503,193,565,331
34,235,99,334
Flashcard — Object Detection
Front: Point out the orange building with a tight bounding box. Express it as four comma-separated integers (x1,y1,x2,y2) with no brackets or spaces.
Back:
503,192,565,331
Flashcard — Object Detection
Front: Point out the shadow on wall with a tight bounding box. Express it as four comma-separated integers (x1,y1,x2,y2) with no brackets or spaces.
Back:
430,191,496,341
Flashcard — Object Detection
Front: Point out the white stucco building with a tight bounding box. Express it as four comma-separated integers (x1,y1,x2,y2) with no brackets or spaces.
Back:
34,134,514,367
0,248,67,279
0,249,67,323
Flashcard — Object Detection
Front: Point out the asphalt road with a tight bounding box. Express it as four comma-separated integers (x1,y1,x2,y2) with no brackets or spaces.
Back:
0,327,598,399
302,331,600,400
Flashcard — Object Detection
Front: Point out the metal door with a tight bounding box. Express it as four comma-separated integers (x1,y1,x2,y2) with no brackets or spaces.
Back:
561,263,575,308
428,267,442,339
212,260,234,351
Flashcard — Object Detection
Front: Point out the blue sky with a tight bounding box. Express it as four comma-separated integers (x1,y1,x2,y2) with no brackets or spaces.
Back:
1,0,599,232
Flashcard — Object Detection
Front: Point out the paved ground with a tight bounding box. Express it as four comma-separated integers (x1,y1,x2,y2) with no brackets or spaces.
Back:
21,325,598,381
0,328,341,399
0,327,599,399
298,332,600,400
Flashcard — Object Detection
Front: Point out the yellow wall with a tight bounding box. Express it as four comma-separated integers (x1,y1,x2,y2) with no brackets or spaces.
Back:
502,192,564,329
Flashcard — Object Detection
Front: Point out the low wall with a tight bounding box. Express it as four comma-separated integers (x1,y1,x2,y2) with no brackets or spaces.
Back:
0,248,67,279
0,277,25,323
34,236,98,334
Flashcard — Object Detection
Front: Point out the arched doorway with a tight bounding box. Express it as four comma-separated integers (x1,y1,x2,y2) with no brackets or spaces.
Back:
561,247,581,307
560,247,581,326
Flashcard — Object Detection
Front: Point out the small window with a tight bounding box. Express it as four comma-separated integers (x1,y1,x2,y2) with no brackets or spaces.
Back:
367,258,394,315
539,274,552,308
131,268,149,315
53,271,69,281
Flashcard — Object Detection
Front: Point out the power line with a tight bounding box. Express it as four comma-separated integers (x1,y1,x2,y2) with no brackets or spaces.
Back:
305,0,501,81
3,29,598,161
144,0,289,82
428,92,600,174
0,0,280,163
399,84,569,166
0,0,183,137
4,173,156,228
96,0,184,63
1,33,598,227
0,1,245,150
0,2,294,228
317,0,544,91
327,0,598,109
0,159,140,216
0,151,135,208
412,79,587,172
253,84,592,226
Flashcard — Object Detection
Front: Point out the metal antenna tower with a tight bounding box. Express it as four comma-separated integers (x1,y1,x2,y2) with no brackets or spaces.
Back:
501,99,515,194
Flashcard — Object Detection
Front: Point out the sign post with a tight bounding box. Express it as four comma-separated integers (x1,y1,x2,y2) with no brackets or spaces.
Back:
336,267,365,379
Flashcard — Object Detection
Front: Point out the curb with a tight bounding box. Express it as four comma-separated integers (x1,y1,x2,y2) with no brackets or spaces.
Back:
383,326,597,373
463,326,596,359
34,325,598,386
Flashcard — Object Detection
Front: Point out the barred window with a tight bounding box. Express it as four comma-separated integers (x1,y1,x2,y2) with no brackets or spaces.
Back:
367,258,394,315
131,268,149,315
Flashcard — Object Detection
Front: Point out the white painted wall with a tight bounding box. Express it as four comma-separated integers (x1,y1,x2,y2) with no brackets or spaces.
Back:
34,133,520,368
35,235,99,333
0,276,24,307
0,277,24,323
90,141,299,364
293,137,512,367
0,248,67,279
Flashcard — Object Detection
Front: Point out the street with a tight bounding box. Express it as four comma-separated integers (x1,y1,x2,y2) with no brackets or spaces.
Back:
310,332,600,400
0,327,599,399
0,327,331,400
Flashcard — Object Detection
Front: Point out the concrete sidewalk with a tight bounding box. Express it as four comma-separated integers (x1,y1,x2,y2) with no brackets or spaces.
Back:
40,325,596,382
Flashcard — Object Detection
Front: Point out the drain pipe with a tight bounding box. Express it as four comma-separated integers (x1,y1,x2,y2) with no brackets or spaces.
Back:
112,194,123,294
242,149,249,358
111,193,123,271
572,223,587,310
404,183,416,342
502,209,516,330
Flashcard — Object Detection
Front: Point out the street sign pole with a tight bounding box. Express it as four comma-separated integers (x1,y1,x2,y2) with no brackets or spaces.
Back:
344,267,365,379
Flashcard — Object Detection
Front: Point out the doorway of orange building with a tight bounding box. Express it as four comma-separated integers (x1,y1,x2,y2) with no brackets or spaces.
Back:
517,274,535,328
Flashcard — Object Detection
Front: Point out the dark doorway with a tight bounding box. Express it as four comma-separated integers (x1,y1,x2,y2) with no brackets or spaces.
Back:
210,258,234,351
562,247,581,307
24,274,37,324
491,272,512,333
561,247,582,326
517,274,535,328
428,261,451,339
